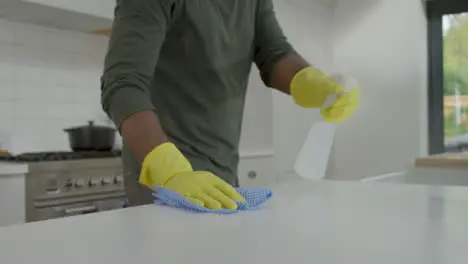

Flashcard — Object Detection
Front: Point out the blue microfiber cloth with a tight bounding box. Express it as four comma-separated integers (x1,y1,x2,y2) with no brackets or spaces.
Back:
152,186,273,214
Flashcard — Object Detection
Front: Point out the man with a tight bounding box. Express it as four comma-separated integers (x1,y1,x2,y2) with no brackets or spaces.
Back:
101,0,359,210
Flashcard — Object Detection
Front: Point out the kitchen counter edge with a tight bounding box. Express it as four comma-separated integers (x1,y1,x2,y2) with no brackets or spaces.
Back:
0,162,28,176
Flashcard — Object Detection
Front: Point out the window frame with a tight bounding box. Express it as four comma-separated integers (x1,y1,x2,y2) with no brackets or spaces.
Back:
426,0,468,154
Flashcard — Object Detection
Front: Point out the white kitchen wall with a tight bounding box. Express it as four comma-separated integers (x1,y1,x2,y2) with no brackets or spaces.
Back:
0,0,429,184
0,0,335,186
0,17,274,156
248,0,336,184
0,19,109,152
240,69,274,155
329,0,428,180
261,0,428,183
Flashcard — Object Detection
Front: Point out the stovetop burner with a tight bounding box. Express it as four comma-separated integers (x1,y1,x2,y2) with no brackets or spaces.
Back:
0,150,122,162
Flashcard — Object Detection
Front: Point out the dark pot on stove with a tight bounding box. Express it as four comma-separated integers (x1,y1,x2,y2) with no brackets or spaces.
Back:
64,121,116,152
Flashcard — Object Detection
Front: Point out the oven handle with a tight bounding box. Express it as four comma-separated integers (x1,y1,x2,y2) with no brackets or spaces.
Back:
35,192,126,209
62,205,98,215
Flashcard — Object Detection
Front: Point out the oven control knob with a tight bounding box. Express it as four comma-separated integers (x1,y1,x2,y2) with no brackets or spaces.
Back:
88,178,99,187
74,180,84,188
64,179,73,189
101,178,111,186
115,175,124,184
46,178,58,192
113,175,124,184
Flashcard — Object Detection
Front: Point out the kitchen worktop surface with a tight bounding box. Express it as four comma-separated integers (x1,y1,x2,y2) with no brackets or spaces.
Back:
1,179,468,264
415,152,468,168
0,162,28,175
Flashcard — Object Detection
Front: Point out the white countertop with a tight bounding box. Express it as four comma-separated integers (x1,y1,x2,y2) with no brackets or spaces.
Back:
0,162,28,176
1,180,468,264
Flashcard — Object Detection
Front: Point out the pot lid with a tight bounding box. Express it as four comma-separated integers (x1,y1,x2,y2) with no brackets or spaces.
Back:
65,121,116,131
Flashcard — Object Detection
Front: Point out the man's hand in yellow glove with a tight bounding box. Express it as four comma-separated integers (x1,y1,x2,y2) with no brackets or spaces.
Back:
138,142,246,210
290,66,360,123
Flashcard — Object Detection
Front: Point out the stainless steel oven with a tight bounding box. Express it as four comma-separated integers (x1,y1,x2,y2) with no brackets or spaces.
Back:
1,151,127,222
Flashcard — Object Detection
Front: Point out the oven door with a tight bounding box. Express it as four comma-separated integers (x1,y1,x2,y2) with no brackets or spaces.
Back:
29,193,127,222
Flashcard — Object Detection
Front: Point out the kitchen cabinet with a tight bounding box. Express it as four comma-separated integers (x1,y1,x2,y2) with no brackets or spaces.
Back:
0,0,339,36
238,152,276,187
22,0,114,20
0,163,27,227
0,0,338,36
0,0,113,33
237,151,301,187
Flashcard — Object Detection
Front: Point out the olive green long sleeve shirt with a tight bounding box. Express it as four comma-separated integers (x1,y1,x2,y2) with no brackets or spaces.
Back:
101,0,294,185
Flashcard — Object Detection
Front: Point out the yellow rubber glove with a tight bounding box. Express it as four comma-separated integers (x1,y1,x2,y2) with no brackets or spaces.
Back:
320,86,359,123
139,142,246,210
290,66,360,123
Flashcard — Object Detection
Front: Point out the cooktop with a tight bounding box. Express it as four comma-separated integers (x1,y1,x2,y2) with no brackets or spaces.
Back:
0,150,122,162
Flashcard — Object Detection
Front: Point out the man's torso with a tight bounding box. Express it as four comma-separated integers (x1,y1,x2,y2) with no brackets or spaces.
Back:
123,0,260,186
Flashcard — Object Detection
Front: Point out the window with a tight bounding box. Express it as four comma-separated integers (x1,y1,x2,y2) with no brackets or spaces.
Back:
443,13,468,152
427,0,468,154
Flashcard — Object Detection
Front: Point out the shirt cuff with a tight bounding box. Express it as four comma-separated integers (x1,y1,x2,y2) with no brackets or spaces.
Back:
107,87,155,130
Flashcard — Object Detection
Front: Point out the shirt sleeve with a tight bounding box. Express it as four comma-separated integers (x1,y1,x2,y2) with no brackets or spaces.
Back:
253,0,295,86
101,0,177,129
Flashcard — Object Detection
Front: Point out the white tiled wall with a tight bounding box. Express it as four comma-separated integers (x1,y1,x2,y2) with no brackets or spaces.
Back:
0,19,110,153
